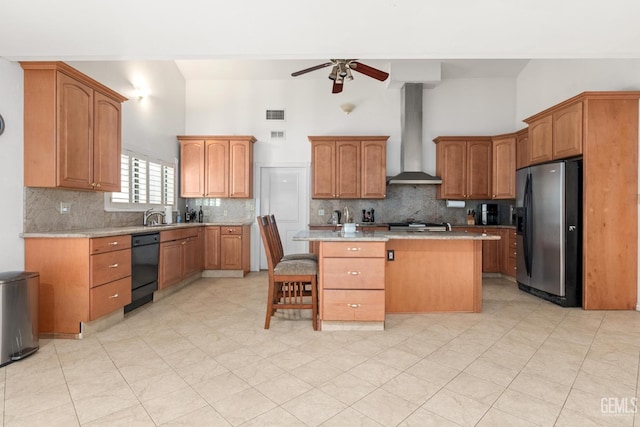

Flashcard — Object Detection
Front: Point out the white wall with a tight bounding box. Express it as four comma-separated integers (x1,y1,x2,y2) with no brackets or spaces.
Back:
0,59,25,271
516,59,640,310
185,76,517,176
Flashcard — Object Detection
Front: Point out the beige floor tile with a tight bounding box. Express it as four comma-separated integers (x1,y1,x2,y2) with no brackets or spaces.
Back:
381,372,441,406
404,359,460,388
463,358,519,387
214,347,264,371
83,403,155,426
426,347,478,370
72,384,140,425
508,371,571,405
232,359,286,386
267,347,316,370
4,402,80,427
3,381,72,423
444,372,505,405
172,356,229,385
493,388,562,426
352,388,419,426
142,386,208,425
282,388,347,427
373,346,423,370
347,359,402,387
564,387,636,426
573,369,637,399
130,370,190,402
191,371,250,404
241,407,306,426
212,387,277,425
555,408,610,427
254,372,313,405
476,408,538,427
321,407,383,427
397,407,463,427
292,358,346,387
318,348,369,371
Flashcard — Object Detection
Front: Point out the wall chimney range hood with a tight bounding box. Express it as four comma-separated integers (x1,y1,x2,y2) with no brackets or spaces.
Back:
387,83,442,185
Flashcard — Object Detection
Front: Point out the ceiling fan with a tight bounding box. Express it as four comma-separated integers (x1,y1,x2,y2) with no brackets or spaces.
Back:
291,59,389,93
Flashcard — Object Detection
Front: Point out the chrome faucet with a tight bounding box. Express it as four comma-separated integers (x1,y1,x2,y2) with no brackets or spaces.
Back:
143,209,166,226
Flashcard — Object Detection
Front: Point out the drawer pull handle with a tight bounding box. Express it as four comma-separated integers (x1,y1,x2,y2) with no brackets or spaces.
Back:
108,263,119,268
182,241,186,245
108,241,119,246
348,271,360,276
109,293,119,299
346,247,361,251
347,303,361,308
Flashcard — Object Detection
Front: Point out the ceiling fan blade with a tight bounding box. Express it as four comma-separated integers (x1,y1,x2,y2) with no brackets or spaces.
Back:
332,81,343,94
291,62,333,77
350,61,389,81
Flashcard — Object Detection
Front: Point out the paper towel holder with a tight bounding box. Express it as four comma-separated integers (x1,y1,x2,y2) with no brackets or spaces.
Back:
446,200,466,208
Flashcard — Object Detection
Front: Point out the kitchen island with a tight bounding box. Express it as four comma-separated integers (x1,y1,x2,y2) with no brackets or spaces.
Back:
293,230,500,330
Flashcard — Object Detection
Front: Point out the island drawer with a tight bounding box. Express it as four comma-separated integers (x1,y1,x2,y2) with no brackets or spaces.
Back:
322,258,385,289
90,277,132,320
322,290,385,321
321,242,385,258
90,235,131,254
90,249,132,287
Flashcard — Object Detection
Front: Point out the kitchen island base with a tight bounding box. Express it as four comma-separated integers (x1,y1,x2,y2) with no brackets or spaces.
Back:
320,321,384,331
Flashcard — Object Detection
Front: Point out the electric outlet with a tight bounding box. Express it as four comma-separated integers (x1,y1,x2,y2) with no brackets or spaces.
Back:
387,250,394,261
60,202,71,214
318,209,325,216
223,210,228,216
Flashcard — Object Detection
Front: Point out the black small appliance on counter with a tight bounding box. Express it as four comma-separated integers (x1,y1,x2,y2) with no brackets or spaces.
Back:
475,203,499,225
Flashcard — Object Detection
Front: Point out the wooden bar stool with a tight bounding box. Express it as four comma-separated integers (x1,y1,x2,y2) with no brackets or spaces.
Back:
267,214,318,262
257,216,318,330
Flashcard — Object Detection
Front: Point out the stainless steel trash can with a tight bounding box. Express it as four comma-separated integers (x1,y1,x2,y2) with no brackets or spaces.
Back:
0,272,39,366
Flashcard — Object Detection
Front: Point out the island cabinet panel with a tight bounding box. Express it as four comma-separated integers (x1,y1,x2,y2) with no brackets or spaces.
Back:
319,241,385,323
385,239,482,313
309,136,388,199
21,62,126,192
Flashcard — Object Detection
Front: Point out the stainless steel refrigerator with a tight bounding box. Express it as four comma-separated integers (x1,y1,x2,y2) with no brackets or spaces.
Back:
515,160,582,307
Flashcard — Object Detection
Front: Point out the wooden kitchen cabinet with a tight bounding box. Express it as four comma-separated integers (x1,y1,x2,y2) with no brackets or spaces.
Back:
515,127,529,170
319,241,386,323
220,225,251,273
434,136,492,200
25,234,132,335
159,227,202,289
309,136,388,199
21,62,127,192
204,226,221,270
454,226,504,274
525,101,582,165
178,136,256,198
501,228,516,278
491,134,516,199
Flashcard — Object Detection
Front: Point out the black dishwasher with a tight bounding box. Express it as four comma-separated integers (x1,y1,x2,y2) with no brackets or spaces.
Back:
125,232,159,313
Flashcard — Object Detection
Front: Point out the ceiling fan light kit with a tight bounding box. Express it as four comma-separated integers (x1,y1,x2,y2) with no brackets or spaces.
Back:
292,59,389,94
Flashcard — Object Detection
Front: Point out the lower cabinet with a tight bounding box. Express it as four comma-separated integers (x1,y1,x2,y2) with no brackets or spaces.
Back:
454,226,515,276
205,225,251,275
159,227,201,289
320,241,386,322
25,234,132,335
501,229,517,277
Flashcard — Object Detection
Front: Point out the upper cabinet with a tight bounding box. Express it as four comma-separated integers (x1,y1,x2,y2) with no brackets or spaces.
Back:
434,137,492,200
178,136,256,198
21,62,127,192
515,127,529,170
491,134,516,199
308,136,388,199
525,100,583,165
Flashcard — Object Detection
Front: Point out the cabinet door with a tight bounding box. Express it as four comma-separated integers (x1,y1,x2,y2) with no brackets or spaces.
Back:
361,140,386,199
183,237,199,278
491,136,516,199
93,92,122,192
205,140,229,197
159,240,183,289
221,234,243,270
180,140,205,197
553,101,583,159
57,72,94,190
528,115,553,165
311,141,336,198
436,140,467,199
229,139,252,198
466,140,492,199
335,141,360,198
481,229,501,273
515,128,529,170
204,226,221,269
196,227,205,272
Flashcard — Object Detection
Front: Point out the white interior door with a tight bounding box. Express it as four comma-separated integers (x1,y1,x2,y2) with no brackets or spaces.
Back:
258,166,309,270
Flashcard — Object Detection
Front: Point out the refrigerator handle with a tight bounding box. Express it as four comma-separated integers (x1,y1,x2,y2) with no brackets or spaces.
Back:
523,173,532,276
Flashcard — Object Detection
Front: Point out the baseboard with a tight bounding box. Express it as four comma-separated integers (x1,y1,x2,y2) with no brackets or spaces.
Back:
201,270,245,278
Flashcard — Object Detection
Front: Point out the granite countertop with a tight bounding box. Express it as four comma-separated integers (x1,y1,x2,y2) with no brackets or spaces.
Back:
21,220,255,238
293,230,501,242
452,224,516,229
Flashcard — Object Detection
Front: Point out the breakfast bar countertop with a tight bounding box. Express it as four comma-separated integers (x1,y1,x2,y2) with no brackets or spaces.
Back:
293,230,501,242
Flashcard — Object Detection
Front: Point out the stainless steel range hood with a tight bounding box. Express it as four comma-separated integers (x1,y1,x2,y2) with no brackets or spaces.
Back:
387,83,442,185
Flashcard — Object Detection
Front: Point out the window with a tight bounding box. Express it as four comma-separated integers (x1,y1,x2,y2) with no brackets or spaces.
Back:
106,150,176,210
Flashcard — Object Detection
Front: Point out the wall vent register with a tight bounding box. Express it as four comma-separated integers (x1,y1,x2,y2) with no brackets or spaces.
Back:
265,109,285,120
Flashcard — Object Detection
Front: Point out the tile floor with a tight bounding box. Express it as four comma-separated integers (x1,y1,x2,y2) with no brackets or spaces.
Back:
0,273,638,426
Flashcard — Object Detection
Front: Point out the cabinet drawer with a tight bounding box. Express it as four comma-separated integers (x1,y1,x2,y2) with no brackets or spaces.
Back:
90,235,131,254
322,258,385,290
90,277,131,320
90,249,131,287
220,226,242,235
507,256,516,277
323,290,385,321
321,242,385,258
160,227,199,242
